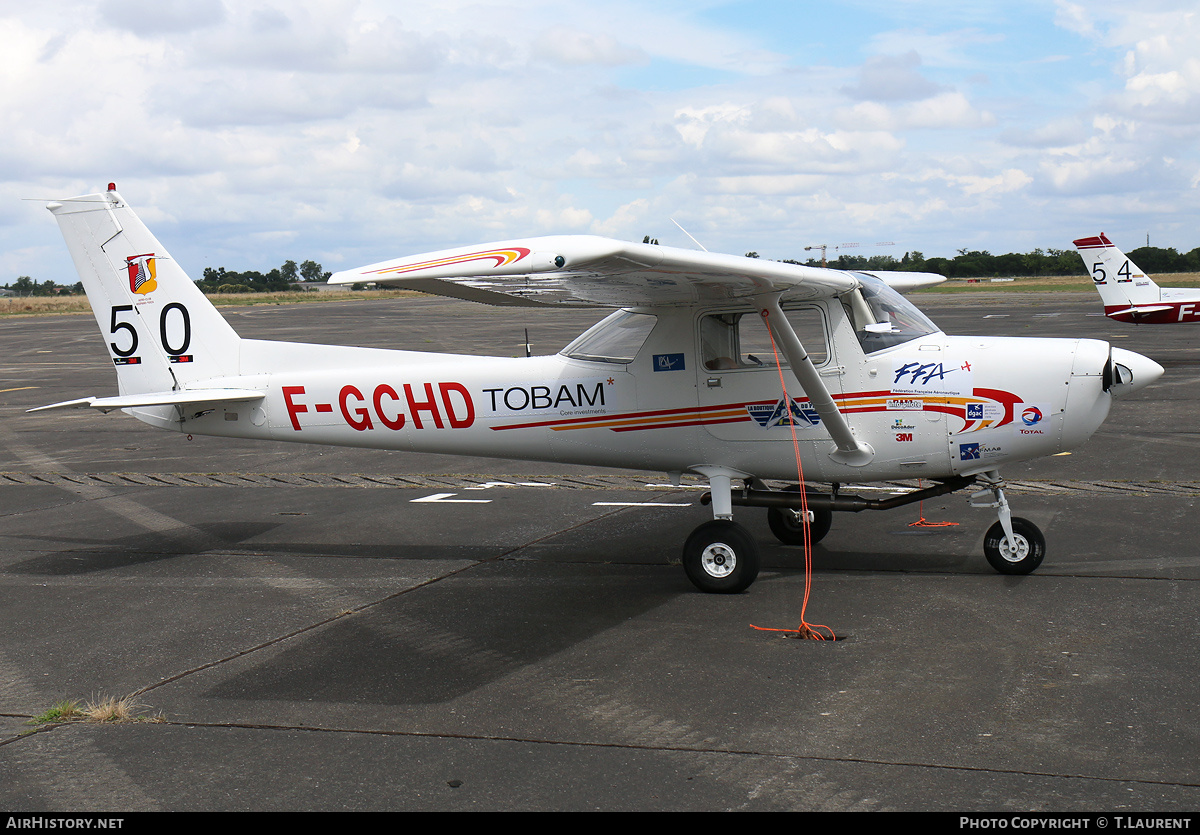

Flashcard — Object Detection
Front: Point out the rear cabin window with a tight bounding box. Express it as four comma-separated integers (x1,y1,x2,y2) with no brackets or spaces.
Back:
563,310,657,363
699,307,828,371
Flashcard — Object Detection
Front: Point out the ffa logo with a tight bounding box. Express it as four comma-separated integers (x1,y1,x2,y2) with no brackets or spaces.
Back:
126,253,158,296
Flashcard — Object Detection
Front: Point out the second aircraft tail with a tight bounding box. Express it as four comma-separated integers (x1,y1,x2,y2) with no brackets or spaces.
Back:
1074,234,1162,316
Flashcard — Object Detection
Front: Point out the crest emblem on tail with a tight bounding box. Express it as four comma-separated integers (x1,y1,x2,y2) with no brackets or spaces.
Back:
126,253,158,295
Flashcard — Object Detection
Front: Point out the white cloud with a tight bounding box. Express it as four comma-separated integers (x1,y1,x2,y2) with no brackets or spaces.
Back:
531,26,646,66
99,0,226,35
5,0,1200,283
841,52,945,102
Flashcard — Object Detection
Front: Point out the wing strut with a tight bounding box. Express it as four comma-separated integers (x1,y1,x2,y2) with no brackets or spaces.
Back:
755,293,874,466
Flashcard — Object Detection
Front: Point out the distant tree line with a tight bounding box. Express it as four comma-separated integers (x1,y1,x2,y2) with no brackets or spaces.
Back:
660,233,1200,279
789,244,1200,278
198,259,331,293
2,276,83,296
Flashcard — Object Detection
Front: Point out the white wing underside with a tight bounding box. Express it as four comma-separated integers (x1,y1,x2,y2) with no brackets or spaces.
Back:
329,235,943,308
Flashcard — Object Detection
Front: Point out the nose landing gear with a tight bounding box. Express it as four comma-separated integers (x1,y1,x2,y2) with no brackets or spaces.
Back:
972,471,1045,575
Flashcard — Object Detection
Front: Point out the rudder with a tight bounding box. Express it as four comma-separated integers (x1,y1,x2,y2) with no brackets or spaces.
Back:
47,186,241,399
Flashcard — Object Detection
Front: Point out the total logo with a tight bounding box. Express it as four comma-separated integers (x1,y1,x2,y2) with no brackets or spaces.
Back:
1018,404,1047,436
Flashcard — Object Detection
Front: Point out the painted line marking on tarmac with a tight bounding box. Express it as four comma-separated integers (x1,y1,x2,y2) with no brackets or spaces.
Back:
410,493,492,503
462,481,555,490
592,502,693,507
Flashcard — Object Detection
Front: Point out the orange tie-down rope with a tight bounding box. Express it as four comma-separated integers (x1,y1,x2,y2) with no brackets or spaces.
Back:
908,479,959,528
749,308,835,641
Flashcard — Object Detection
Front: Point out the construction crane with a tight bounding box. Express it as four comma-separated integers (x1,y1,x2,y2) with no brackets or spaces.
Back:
804,242,895,268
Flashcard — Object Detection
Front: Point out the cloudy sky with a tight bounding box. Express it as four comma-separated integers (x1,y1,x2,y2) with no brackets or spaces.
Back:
3,0,1199,284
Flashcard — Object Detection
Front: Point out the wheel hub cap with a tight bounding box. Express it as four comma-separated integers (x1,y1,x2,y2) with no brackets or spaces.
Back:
998,534,1030,562
700,542,736,578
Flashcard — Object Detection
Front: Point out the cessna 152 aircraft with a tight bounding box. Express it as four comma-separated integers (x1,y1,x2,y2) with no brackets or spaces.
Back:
35,186,1164,593
1075,233,1200,323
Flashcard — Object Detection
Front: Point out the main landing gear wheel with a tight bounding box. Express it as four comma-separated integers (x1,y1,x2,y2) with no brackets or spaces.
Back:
767,505,833,546
983,517,1045,575
682,520,760,594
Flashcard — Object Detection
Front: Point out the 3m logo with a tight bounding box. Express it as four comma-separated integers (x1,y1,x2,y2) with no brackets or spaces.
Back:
126,254,158,296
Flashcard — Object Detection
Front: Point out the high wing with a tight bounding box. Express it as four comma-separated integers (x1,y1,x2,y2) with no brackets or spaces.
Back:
329,235,943,307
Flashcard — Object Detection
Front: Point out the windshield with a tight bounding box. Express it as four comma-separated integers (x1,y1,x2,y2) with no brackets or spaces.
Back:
841,275,939,353
562,310,657,363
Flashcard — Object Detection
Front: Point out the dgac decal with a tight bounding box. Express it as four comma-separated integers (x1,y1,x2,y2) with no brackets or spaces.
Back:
282,383,474,432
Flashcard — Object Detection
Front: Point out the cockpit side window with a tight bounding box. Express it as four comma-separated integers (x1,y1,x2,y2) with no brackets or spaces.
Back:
840,276,939,354
699,307,828,371
563,310,657,363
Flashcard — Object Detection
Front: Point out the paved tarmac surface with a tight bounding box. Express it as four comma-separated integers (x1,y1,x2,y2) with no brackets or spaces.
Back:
1,292,1198,811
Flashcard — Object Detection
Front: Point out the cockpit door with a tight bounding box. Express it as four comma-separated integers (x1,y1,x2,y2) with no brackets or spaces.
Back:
695,304,842,443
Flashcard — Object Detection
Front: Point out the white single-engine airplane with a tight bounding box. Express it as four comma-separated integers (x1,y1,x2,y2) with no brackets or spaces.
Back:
1075,233,1200,324
35,186,1164,592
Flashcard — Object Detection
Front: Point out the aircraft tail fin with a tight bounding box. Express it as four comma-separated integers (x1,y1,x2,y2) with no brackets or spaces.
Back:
46,186,241,402
1073,234,1161,314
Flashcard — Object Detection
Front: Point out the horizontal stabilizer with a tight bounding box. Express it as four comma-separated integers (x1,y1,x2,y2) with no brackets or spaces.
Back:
1109,305,1175,316
29,389,265,414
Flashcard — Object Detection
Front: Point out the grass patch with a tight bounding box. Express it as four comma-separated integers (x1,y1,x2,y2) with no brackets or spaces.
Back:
0,288,425,317
31,699,85,724
914,273,1200,293
6,274,1200,316
29,695,162,725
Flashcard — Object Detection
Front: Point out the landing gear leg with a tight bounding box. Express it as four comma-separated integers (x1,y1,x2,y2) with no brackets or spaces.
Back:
683,468,759,593
971,470,1045,575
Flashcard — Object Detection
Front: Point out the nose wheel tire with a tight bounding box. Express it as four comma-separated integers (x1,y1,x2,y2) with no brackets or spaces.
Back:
983,517,1045,575
683,520,760,593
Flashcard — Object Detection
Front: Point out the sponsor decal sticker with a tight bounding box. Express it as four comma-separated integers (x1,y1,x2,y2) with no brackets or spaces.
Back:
653,353,685,372
480,377,616,418
886,398,924,411
959,441,1004,461
746,398,821,429
1016,403,1048,435
892,357,972,398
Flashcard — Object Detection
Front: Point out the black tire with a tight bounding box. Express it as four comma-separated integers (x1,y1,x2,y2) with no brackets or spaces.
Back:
983,517,1045,575
767,505,833,546
682,520,760,594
